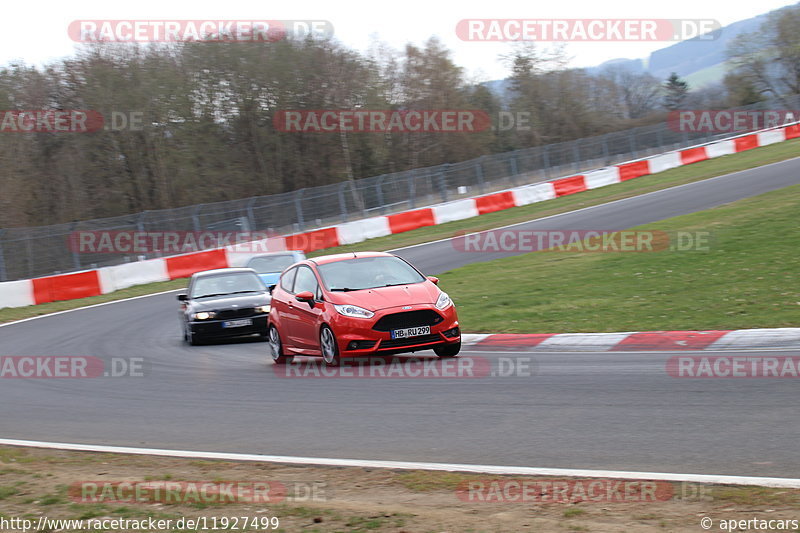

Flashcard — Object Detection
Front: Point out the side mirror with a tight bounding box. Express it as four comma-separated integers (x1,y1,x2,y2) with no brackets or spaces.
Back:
268,284,276,294
427,276,439,285
177,294,188,301
295,291,314,302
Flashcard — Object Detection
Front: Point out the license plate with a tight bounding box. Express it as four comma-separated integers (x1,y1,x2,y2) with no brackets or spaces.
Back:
391,325,430,339
222,318,252,328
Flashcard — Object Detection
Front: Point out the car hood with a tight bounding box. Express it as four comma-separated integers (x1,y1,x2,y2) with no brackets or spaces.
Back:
189,293,270,312
326,282,440,311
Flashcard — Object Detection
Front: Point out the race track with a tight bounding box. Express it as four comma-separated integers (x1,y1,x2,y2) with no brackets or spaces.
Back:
2,157,799,478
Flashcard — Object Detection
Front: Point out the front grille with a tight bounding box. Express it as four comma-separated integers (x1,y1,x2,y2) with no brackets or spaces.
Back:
373,310,443,332
379,334,441,349
216,308,256,319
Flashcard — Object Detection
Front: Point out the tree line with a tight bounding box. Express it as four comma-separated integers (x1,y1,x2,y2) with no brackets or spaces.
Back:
0,4,797,228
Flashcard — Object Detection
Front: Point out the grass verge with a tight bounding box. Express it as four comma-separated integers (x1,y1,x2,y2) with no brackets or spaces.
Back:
0,446,797,533
1,138,798,326
444,184,800,333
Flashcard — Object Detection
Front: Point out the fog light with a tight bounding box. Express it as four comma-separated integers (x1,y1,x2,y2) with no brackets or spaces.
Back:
347,340,376,350
443,327,460,338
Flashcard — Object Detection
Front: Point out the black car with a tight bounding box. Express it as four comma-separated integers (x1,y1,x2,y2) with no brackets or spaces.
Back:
178,268,271,345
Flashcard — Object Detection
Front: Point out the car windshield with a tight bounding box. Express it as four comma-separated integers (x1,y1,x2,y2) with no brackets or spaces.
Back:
317,256,425,291
247,254,297,274
191,272,266,298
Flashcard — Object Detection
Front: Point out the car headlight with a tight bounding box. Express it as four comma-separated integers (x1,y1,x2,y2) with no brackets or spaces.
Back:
255,305,271,314
435,291,452,310
193,311,216,320
334,304,374,319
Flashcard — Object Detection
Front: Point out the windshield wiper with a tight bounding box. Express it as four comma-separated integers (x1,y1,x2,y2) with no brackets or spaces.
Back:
382,283,411,287
228,290,261,295
329,287,363,292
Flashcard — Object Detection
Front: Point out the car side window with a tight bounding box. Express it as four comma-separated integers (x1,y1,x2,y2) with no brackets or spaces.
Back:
293,266,319,297
280,267,298,293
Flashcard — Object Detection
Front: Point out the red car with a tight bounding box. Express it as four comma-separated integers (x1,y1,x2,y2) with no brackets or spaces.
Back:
267,251,461,365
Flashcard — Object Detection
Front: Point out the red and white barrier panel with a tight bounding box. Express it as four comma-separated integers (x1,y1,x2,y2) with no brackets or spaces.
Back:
1,123,797,310
0,280,37,308
98,258,169,293
463,328,800,351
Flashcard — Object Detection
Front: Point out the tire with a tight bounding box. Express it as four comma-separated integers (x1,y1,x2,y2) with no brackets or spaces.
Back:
268,325,294,364
185,323,202,346
434,341,461,358
320,325,341,366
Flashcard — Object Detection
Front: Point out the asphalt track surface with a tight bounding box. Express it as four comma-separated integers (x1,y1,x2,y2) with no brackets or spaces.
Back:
2,157,799,478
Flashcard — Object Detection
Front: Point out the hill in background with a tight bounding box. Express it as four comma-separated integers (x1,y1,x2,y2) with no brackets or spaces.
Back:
485,10,775,94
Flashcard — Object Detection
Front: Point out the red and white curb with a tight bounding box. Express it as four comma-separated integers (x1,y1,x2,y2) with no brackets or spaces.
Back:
462,328,800,352
0,438,798,489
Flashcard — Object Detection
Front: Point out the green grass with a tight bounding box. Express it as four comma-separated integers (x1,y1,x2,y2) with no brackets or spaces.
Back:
563,508,586,518
394,471,480,492
38,493,65,505
443,183,800,333
712,486,800,507
0,448,34,464
683,62,728,89
0,137,798,326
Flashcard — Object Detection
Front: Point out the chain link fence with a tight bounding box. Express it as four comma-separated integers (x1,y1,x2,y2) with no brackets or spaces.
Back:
2,97,797,282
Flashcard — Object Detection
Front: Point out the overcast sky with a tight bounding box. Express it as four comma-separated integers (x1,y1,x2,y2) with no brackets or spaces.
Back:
4,0,796,81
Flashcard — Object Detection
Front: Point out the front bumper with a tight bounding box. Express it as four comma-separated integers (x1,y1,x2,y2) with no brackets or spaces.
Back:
332,304,460,357
190,315,268,338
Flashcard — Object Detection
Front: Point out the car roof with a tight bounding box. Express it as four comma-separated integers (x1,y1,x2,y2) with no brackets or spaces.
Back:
191,267,258,278
309,251,393,265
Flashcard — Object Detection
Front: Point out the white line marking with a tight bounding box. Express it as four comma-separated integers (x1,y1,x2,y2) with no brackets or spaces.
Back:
460,334,489,345
0,438,797,488
389,155,800,252
0,289,182,329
